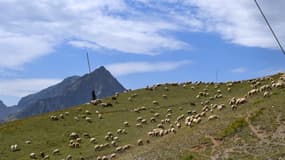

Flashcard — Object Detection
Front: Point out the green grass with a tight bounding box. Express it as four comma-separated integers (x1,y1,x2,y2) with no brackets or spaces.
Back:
0,73,285,160
219,118,248,138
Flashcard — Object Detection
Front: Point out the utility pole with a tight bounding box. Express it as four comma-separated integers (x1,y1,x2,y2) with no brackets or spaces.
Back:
254,0,285,55
86,52,97,101
216,69,218,83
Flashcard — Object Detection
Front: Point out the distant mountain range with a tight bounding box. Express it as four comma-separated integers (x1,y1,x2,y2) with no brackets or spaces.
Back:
0,66,126,122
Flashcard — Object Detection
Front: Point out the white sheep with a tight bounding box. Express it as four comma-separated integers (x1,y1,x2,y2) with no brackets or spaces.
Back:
152,101,159,105
137,139,143,146
263,91,270,97
10,144,20,152
208,115,218,121
90,138,96,144
66,155,72,160
85,117,92,122
52,149,60,155
123,121,129,127
30,153,36,159
110,153,116,159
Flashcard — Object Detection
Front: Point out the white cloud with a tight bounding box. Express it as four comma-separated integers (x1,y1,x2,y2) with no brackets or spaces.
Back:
0,0,189,70
106,60,191,76
0,78,61,97
1,0,284,70
231,67,247,73
185,0,285,49
0,30,55,68
68,40,100,50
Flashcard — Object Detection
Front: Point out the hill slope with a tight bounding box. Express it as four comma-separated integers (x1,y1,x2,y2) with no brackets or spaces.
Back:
0,73,284,160
7,66,126,120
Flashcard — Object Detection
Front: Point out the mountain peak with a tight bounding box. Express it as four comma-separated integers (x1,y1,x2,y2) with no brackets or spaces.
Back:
10,66,126,119
0,100,7,108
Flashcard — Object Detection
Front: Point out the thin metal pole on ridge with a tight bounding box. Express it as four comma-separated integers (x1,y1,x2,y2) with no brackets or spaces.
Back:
86,52,97,100
254,0,285,55
86,52,91,73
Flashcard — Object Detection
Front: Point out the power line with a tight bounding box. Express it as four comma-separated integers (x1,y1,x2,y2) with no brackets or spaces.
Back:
254,0,285,55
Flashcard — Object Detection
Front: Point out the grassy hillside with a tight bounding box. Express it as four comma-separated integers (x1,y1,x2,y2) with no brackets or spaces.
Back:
1,73,285,160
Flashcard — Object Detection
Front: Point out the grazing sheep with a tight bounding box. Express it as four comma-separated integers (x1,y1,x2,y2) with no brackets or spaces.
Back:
59,114,64,119
40,152,45,158
208,115,218,120
123,144,130,150
171,128,176,133
117,129,123,134
52,149,60,155
166,113,172,118
162,94,168,99
157,123,164,129
94,145,101,151
263,91,270,97
96,156,102,160
85,117,92,122
116,146,122,152
164,86,169,91
69,132,79,139
217,104,226,110
98,114,103,119
25,140,32,144
50,115,58,121
231,104,237,110
136,123,142,128
10,144,20,152
227,87,231,92
124,121,129,127
154,113,160,117
150,117,156,123
91,99,102,105
102,156,108,160
30,153,36,159
193,117,202,124
235,97,247,105
111,140,117,147
137,139,143,146
85,110,91,115
248,89,259,96
74,116,79,121
152,101,159,105
167,108,172,113
110,153,116,159
141,119,147,124
136,117,143,122
176,122,181,128
43,155,49,160
90,138,96,144
66,155,72,160
113,136,120,142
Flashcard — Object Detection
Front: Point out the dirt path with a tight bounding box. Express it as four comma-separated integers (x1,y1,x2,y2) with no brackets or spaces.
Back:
205,135,221,160
245,113,267,140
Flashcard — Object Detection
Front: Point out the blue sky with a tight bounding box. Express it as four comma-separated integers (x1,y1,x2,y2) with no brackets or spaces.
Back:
0,0,285,106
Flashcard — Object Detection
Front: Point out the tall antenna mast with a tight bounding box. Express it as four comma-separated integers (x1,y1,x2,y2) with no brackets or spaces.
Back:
216,69,218,83
86,52,91,73
85,52,97,101
254,0,285,55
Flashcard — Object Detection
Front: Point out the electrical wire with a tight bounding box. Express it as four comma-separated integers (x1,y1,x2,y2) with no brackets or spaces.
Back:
254,0,285,55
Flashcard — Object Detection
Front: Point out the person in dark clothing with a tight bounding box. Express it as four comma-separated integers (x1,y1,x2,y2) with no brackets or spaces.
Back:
92,90,97,100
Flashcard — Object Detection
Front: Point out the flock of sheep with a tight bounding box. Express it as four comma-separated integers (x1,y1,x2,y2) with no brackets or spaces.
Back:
9,73,285,160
